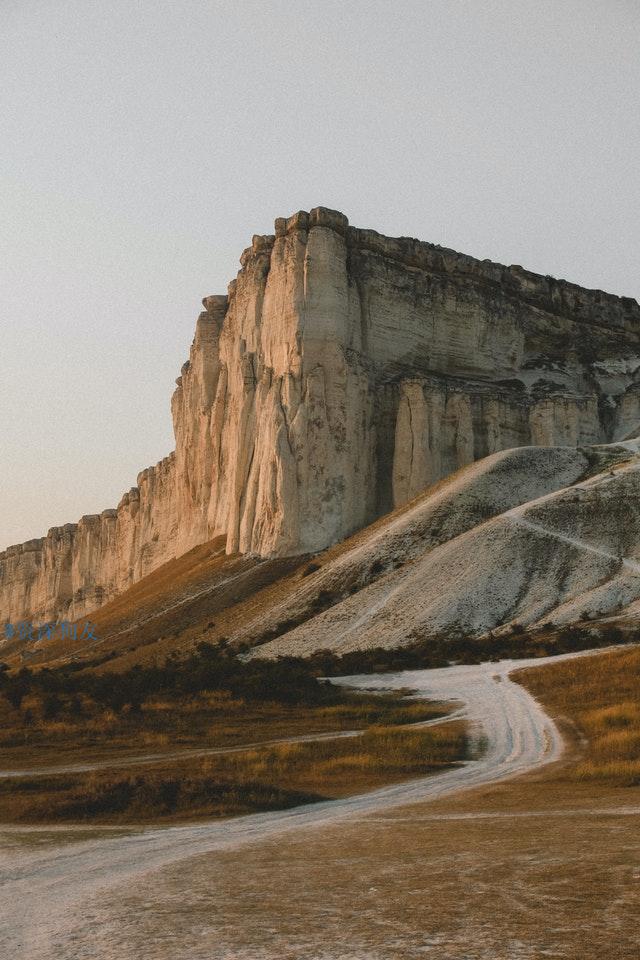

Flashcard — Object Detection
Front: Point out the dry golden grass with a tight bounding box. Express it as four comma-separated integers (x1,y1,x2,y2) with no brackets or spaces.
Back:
0,688,448,768
60,647,634,959
0,720,468,824
516,644,640,786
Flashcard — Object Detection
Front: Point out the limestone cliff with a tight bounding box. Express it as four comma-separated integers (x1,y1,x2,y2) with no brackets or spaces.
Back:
2,207,640,624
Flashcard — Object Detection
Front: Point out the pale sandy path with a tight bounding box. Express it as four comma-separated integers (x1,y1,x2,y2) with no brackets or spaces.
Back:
0,652,589,958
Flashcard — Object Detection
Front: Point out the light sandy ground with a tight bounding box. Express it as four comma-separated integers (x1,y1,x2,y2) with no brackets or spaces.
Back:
0,653,584,959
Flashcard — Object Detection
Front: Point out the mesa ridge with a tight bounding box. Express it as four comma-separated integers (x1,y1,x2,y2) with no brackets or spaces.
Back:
2,206,640,624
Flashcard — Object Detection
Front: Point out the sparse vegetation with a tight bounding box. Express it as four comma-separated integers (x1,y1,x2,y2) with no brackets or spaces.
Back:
0,642,337,714
0,638,473,824
2,617,634,824
0,644,448,759
516,644,640,786
0,721,469,823
299,622,633,675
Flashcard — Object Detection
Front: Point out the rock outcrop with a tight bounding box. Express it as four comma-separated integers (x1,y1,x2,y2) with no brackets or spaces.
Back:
2,207,640,625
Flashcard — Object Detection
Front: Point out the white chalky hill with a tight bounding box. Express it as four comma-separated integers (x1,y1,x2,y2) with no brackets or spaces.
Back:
246,438,640,657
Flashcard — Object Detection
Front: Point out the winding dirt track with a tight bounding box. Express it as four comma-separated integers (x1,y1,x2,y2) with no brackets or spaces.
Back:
0,655,567,958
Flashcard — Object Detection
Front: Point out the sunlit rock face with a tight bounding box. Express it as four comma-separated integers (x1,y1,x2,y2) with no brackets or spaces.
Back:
2,207,640,623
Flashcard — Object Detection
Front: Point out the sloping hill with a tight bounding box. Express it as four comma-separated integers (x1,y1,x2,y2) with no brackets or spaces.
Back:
247,440,640,658
0,539,306,670
5,440,638,670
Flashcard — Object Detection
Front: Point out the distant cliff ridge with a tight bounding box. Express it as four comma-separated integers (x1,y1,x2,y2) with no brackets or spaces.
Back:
2,207,640,624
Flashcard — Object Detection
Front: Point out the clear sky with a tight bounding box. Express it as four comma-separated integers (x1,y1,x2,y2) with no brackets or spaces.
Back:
2,0,639,550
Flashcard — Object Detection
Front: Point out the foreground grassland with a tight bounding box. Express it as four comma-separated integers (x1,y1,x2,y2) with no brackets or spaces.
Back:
194,780,640,960
516,643,640,786
0,721,467,823
55,646,640,959
0,687,446,766
0,642,449,762
0,642,469,823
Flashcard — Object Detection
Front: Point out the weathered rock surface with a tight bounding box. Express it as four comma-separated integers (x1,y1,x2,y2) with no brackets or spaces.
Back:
247,439,640,658
2,207,640,624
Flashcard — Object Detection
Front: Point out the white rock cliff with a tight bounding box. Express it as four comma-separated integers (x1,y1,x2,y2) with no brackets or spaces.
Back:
2,207,640,623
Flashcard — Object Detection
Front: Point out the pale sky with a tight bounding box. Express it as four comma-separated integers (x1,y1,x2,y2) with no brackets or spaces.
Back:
1,0,639,549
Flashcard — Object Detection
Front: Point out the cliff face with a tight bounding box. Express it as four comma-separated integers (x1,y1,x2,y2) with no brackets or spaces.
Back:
2,206,640,624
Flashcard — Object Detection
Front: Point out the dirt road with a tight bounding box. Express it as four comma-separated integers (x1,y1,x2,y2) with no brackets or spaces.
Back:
0,655,570,959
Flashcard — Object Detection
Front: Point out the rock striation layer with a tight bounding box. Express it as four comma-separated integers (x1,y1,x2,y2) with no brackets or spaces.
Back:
2,207,640,624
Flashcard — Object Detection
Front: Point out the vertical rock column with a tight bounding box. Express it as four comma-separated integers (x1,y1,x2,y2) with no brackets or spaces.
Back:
172,295,226,556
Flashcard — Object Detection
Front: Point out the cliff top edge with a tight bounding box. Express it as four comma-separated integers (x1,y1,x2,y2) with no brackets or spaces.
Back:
241,206,638,311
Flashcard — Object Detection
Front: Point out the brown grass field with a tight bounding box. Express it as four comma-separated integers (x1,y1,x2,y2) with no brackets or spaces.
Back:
0,686,447,765
0,641,469,824
516,643,640,786
78,647,640,960
148,645,640,960
0,720,468,823
2,620,639,953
